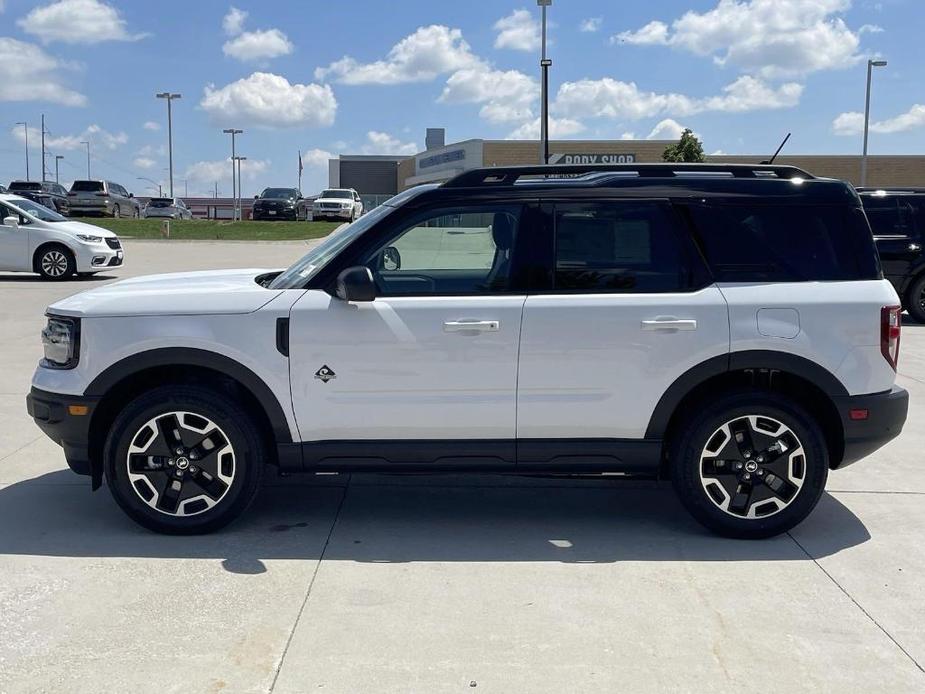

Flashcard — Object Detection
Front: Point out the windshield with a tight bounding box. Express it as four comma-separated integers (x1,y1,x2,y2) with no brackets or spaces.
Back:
9,198,67,222
269,204,394,289
319,189,352,199
71,181,104,192
261,188,298,199
8,182,41,192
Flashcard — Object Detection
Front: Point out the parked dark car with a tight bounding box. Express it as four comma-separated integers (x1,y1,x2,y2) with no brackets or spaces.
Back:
859,188,925,322
252,187,308,221
8,180,70,216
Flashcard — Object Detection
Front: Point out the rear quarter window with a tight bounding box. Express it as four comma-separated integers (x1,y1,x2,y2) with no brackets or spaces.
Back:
686,203,881,282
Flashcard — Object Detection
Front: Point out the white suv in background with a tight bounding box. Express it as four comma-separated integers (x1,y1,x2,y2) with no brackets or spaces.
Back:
27,164,907,537
0,194,124,280
312,188,364,222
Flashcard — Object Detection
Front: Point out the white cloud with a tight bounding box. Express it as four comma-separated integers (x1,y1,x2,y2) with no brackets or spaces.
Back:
440,67,537,124
223,28,293,62
137,143,166,157
614,0,864,78
0,37,85,106
19,0,146,45
507,117,585,140
223,6,247,36
553,75,801,120
859,23,884,34
302,148,333,167
833,105,925,135
620,131,636,140
200,72,337,128
315,25,480,84
580,17,602,33
185,157,269,183
13,123,127,153
133,157,156,169
142,121,160,131
646,118,686,140
494,9,540,52
359,131,418,155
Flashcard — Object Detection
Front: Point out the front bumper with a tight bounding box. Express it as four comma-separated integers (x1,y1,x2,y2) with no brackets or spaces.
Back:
75,245,123,272
254,207,298,220
313,208,352,220
26,387,100,477
834,386,909,468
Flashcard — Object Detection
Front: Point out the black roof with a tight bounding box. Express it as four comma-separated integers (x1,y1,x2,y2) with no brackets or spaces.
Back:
856,187,925,195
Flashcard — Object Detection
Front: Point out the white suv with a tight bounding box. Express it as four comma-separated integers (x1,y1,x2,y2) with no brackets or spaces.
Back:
1,194,124,280
27,164,908,537
312,188,363,222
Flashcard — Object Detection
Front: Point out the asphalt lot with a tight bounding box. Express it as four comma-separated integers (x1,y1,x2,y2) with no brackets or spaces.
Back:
1,240,924,693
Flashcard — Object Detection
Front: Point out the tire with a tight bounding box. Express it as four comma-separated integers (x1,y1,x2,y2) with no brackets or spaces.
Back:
670,390,828,539
35,244,76,280
104,385,265,534
906,274,925,323
112,204,121,219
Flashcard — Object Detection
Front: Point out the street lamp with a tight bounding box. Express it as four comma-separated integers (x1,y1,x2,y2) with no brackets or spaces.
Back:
861,59,887,187
537,0,552,164
233,156,247,219
137,177,162,197
156,92,181,197
80,141,91,178
55,155,63,184
222,128,243,220
15,121,29,181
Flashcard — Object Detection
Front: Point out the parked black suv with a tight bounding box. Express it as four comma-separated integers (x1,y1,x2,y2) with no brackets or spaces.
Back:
8,180,70,216
252,187,308,221
858,188,925,322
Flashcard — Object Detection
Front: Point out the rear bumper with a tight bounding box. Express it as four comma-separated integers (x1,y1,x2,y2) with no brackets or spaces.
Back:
834,386,909,468
26,387,99,477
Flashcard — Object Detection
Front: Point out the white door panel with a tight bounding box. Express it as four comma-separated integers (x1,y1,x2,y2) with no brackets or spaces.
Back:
517,287,730,439
0,222,29,271
289,290,525,441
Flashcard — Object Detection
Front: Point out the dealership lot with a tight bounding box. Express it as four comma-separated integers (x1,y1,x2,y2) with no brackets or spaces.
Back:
1,241,924,692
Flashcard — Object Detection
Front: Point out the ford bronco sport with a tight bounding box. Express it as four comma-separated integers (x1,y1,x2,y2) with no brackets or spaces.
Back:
27,164,908,537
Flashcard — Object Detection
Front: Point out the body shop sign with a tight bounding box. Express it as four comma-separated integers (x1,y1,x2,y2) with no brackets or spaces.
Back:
549,153,636,164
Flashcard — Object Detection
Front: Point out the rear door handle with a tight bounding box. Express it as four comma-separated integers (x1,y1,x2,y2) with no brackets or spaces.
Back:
641,318,698,331
443,320,500,333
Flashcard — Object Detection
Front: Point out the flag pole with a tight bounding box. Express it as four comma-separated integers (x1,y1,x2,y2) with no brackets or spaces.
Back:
298,150,302,192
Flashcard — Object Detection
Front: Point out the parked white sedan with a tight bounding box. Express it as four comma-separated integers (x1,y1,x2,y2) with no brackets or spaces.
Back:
0,194,124,280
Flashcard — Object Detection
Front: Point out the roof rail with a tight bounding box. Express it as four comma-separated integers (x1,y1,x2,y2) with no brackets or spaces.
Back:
443,163,814,188
856,186,925,193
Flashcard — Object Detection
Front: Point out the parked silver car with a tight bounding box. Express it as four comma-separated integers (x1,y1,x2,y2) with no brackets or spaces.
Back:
68,180,141,218
143,197,193,219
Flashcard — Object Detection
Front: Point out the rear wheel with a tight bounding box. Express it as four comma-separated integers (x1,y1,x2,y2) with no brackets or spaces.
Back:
35,244,75,280
670,391,828,538
906,274,925,323
104,385,265,534
112,204,121,218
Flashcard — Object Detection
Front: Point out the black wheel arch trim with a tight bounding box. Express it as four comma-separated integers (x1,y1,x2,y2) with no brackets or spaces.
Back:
645,350,848,439
84,347,294,444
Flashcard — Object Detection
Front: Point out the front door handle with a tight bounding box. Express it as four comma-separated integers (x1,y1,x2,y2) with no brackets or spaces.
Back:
641,317,698,331
443,320,500,333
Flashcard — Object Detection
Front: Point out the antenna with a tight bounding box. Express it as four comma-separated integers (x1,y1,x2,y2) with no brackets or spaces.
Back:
763,133,791,165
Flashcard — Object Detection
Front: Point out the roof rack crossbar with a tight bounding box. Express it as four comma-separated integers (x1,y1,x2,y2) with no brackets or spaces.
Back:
443,163,814,188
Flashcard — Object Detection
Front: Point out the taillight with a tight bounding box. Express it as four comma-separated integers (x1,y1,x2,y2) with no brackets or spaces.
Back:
94,192,108,197
881,305,901,370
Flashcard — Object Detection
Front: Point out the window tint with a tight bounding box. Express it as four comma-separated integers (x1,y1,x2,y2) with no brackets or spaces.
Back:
688,203,881,282
365,206,520,296
553,202,695,292
71,181,103,192
863,195,922,239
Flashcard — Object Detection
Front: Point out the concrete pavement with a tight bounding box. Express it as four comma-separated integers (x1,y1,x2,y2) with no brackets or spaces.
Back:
1,240,923,693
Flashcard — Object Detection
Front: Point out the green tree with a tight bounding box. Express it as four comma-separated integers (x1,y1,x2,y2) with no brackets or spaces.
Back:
662,129,705,163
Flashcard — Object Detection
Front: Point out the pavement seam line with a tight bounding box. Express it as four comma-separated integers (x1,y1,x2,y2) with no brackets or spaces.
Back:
268,474,352,693
787,531,925,676
0,434,43,464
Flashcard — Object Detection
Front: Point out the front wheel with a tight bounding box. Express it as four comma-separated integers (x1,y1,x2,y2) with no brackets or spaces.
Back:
104,385,265,534
36,245,76,280
670,391,828,539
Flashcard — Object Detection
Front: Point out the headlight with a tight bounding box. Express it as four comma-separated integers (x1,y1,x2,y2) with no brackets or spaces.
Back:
341,202,352,208
41,316,80,369
76,234,103,243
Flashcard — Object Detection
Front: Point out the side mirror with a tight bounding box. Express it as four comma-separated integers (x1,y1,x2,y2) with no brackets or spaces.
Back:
381,246,401,271
336,266,376,302
254,195,259,199
3,215,18,228
129,193,134,198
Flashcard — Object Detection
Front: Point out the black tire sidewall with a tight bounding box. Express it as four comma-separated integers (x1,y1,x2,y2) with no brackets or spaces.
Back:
37,244,75,281
104,385,264,534
671,391,828,539
906,275,925,323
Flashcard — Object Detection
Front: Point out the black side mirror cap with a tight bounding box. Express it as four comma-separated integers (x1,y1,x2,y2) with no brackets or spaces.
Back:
336,266,376,302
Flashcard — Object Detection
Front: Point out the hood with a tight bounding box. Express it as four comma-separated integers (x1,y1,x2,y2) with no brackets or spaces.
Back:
53,220,119,238
48,268,284,318
256,197,297,203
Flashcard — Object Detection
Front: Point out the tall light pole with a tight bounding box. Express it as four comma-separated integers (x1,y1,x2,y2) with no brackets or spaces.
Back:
156,92,181,197
15,121,29,181
234,156,247,219
223,128,243,220
538,0,552,164
861,59,887,187
80,141,91,178
55,155,63,184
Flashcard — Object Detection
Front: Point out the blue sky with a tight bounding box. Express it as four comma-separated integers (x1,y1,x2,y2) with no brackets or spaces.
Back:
0,0,922,197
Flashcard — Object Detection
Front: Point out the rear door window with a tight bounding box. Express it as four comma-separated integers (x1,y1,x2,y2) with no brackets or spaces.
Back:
687,203,881,282
863,196,919,239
